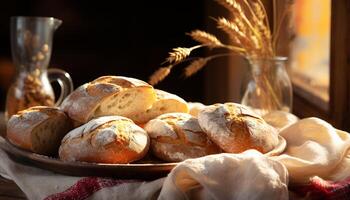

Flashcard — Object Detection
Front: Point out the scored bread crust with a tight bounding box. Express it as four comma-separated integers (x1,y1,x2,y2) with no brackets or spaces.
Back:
198,103,279,154
6,106,72,155
132,89,189,124
60,76,156,124
144,113,220,162
59,116,150,164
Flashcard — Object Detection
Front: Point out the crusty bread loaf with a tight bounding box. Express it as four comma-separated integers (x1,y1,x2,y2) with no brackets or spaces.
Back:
61,76,157,124
188,102,206,117
198,103,279,154
7,106,73,155
144,113,220,162
132,89,189,124
59,116,150,164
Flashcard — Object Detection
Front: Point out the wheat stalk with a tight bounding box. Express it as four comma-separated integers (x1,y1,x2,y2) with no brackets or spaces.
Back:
149,66,172,86
217,18,244,41
234,17,248,37
188,29,246,53
166,47,191,63
217,17,257,55
252,2,271,40
251,2,273,56
215,0,243,16
149,0,291,85
184,58,209,77
188,30,222,47
216,0,263,44
184,52,242,78
165,45,203,64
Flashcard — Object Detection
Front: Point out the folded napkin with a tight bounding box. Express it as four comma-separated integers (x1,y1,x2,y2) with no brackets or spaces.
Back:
159,150,289,200
272,117,350,184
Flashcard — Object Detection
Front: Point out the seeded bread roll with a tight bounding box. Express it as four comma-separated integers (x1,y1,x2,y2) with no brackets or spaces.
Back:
61,76,156,124
133,89,189,124
188,102,206,117
7,106,73,155
59,116,150,164
144,113,220,162
198,103,279,154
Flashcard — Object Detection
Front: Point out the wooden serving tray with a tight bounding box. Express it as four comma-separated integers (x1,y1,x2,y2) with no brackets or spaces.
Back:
0,137,176,180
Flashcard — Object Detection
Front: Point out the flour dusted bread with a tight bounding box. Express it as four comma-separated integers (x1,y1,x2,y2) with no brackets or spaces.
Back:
59,116,149,164
144,113,220,162
188,102,206,117
198,103,279,154
61,76,156,124
133,89,189,124
7,106,73,155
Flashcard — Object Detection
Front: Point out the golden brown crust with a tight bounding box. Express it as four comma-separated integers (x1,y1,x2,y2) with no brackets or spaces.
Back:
61,76,156,123
132,89,189,124
144,113,221,162
198,103,279,154
59,116,150,164
6,106,72,155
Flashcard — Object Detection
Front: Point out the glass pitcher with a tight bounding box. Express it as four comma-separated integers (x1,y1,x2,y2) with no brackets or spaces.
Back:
5,16,73,120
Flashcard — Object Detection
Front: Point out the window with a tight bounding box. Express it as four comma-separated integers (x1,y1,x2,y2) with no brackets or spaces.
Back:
279,0,350,130
204,0,350,131
290,0,330,110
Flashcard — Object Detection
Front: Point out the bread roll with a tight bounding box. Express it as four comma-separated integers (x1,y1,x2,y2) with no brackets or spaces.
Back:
61,76,156,124
59,116,149,164
188,102,206,117
144,113,220,162
198,103,279,154
133,89,189,124
7,106,73,155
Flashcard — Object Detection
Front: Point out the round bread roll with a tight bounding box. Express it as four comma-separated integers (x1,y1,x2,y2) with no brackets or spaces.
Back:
61,76,156,124
133,89,189,124
144,113,220,162
198,103,279,154
59,116,149,164
7,106,73,155
188,102,206,117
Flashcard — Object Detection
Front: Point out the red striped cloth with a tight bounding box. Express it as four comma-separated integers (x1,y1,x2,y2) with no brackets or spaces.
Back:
290,176,350,200
44,176,350,200
44,177,139,200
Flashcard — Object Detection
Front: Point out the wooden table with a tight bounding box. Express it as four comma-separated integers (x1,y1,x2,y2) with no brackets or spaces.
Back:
0,113,27,199
0,177,26,200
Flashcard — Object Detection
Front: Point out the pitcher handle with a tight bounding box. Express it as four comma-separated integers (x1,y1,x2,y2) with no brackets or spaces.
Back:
47,68,73,106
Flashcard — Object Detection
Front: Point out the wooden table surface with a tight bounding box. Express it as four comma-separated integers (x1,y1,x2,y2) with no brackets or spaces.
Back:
0,113,27,199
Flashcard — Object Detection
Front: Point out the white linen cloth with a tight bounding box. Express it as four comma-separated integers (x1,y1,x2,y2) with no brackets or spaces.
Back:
159,150,289,200
272,117,350,183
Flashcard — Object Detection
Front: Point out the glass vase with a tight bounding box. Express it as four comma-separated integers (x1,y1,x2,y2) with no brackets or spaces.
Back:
241,57,292,115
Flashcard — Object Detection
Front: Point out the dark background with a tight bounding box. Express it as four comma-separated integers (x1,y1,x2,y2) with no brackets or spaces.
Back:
0,0,209,111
